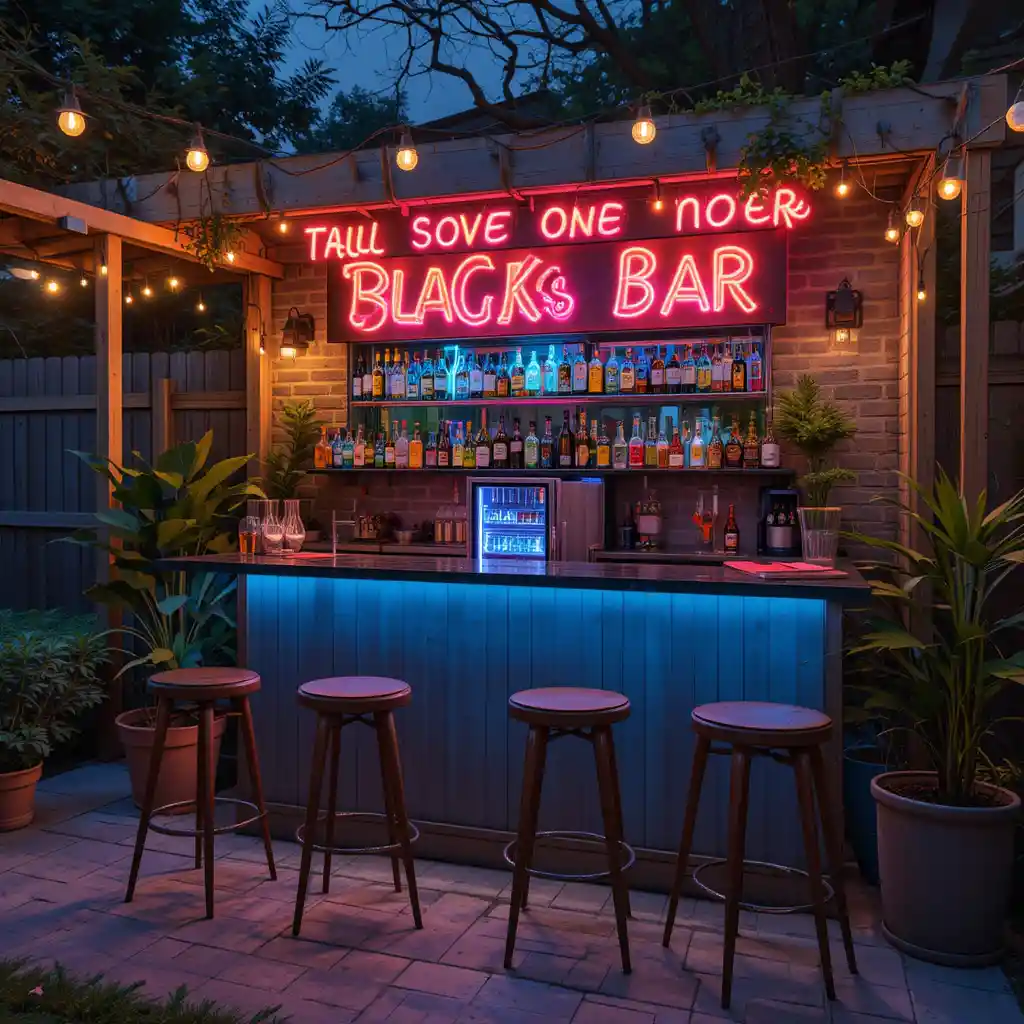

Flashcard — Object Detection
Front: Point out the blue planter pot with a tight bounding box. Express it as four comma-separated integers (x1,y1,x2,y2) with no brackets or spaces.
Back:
843,744,887,886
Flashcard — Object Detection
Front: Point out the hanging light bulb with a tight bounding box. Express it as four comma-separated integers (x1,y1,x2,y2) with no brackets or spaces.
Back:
1006,90,1024,132
884,210,900,243
167,275,180,291
276,217,289,234
125,292,134,305
99,263,107,276
225,250,236,264
185,125,210,173
395,129,419,172
44,279,60,295
917,278,927,302
936,150,963,200
142,279,153,298
79,276,88,287
632,104,656,145
196,295,206,313
29,269,39,280
651,180,664,212
905,199,924,228
834,161,851,198
57,90,86,137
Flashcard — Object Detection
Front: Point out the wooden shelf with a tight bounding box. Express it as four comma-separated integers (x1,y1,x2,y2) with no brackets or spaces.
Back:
310,466,792,478
351,391,767,408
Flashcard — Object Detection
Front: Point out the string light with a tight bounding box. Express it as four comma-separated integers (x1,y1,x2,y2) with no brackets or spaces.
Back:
44,279,60,294
125,292,134,305
651,179,664,212
395,129,419,172
835,161,851,198
884,210,900,243
917,278,927,302
167,275,180,291
1007,88,1024,132
185,125,210,173
99,264,107,276
79,276,88,287
196,295,206,313
276,217,289,234
225,250,236,264
57,90,86,137
142,279,153,298
936,150,963,200
29,269,39,280
632,104,656,145
905,199,924,228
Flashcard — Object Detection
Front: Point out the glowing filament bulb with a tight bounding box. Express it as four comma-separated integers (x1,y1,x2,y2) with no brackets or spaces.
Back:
936,151,963,201
905,202,924,228
917,282,927,302
396,130,418,172
99,264,107,276
125,293,134,305
79,276,88,287
185,126,210,173
225,250,236,263
142,282,153,298
632,105,655,145
167,276,180,291
45,279,60,294
196,297,206,313
884,211,899,243
277,219,289,233
1007,100,1024,133
57,92,86,137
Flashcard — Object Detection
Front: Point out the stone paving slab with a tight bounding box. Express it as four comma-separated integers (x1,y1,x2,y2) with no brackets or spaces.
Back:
1,762,1022,1024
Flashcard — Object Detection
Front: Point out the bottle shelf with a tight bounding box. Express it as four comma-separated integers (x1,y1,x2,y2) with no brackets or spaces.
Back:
310,467,792,478
352,392,767,408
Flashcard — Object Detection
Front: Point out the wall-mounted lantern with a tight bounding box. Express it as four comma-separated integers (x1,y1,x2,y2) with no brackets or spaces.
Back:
280,307,315,359
825,278,862,351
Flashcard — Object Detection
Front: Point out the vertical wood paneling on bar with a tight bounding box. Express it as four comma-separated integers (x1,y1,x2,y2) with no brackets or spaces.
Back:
332,578,360,816
276,575,301,806
693,595,724,856
505,585,533,831
419,580,450,824
296,578,332,808
248,577,280,804
578,587,607,838
354,576,386,812
483,584,509,831
639,592,664,851
450,582,488,827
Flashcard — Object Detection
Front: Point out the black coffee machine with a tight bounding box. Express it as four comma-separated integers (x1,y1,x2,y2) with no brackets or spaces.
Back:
757,487,801,557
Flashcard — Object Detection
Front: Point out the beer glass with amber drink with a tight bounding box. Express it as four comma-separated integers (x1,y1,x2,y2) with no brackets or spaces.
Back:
239,516,259,556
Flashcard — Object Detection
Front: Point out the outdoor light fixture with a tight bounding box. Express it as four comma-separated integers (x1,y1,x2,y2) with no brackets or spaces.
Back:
825,277,863,351
632,105,656,145
125,292,134,305
225,250,236,263
99,264,107,276
917,278,927,302
1007,88,1024,132
142,279,153,298
280,306,315,359
196,295,206,313
834,161,850,198
395,129,419,172
905,199,924,228
29,269,39,280
884,210,900,243
186,126,210,173
936,150,963,200
79,276,88,287
276,217,290,234
651,180,664,212
167,276,180,291
45,279,60,294
57,90,86,137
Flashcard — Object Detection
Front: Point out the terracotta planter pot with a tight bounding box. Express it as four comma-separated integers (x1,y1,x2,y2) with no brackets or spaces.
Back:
0,762,43,831
872,770,1020,966
116,708,227,814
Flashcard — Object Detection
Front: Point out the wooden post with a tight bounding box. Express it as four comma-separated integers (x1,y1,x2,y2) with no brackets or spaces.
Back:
244,274,272,480
960,149,991,503
152,377,175,456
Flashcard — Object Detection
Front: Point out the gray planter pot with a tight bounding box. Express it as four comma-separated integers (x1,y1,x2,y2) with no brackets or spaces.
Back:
872,770,1020,966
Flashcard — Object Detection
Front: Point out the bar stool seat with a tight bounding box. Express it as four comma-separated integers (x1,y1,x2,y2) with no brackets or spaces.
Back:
509,687,631,728
292,676,421,936
125,666,276,919
662,700,857,1009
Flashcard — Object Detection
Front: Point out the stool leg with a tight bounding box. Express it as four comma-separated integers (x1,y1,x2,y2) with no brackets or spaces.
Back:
603,727,631,919
322,722,341,894
194,708,204,870
795,749,836,999
198,703,217,919
237,696,277,881
505,724,548,970
375,718,403,893
293,715,329,936
663,733,711,947
809,744,857,975
377,711,422,928
125,698,172,903
722,746,751,1010
594,726,631,975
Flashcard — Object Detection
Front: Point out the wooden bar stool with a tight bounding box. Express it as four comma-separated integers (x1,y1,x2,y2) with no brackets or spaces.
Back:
292,676,422,936
125,667,277,919
662,701,857,1009
505,687,634,974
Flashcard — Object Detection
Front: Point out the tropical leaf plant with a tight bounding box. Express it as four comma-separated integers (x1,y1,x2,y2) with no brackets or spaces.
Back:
65,431,263,677
848,470,1024,806
263,399,322,501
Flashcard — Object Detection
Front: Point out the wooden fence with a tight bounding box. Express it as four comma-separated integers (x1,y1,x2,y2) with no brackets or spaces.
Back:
0,349,247,611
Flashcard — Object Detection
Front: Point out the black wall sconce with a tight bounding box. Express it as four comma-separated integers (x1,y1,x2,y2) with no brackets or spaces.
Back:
825,278,863,351
280,307,315,359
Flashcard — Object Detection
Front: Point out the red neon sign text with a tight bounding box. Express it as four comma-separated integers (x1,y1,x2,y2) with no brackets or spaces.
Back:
410,210,514,251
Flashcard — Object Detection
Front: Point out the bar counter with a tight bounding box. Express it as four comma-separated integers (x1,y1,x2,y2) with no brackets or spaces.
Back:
165,552,867,881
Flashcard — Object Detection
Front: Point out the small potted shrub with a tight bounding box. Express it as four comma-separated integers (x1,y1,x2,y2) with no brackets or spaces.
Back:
853,471,1024,964
0,624,106,830
264,399,322,537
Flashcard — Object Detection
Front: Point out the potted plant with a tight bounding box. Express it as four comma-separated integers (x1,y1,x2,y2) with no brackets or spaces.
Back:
0,626,106,830
68,431,262,810
852,471,1024,964
775,374,857,564
264,399,322,538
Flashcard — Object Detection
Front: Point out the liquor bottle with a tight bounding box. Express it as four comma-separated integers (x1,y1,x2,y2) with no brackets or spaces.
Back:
696,343,712,393
628,414,644,468
681,420,691,467
492,414,509,470
540,416,554,468
342,428,355,469
393,352,408,400
575,412,590,468
682,344,697,393
689,419,706,468
760,416,781,468
558,346,572,394
597,419,611,467
509,417,523,469
557,411,573,468
612,421,628,468
588,347,604,393
496,351,511,398
720,344,733,393
589,419,599,466
373,431,385,468
483,353,497,399
742,411,760,468
666,346,681,394
406,352,421,400
425,430,437,468
620,347,636,393
635,348,650,394
314,425,329,469
710,344,724,392
724,504,740,553
731,342,747,391
421,351,435,401
382,349,392,397
747,342,764,392
385,423,397,468
657,419,669,468
363,429,375,468
469,351,484,399
511,347,526,397
644,415,658,467
455,353,470,400
707,415,723,469
396,420,410,468
352,355,364,402
361,355,373,401
650,346,665,393
525,420,540,469
463,421,476,469
604,348,620,393
572,347,588,393
438,421,451,468
725,416,744,468
353,425,365,467
525,350,542,396
668,425,684,468
434,348,449,399
475,412,492,468
408,422,423,469
543,345,557,395
329,429,343,468
452,422,464,468
372,350,385,399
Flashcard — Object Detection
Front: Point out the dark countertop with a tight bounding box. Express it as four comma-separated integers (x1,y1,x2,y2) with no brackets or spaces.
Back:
161,552,869,602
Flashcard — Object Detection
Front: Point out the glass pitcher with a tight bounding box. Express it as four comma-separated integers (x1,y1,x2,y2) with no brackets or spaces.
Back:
283,498,306,554
261,499,284,555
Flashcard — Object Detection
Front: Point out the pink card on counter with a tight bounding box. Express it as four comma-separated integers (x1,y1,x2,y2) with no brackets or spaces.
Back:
725,560,847,578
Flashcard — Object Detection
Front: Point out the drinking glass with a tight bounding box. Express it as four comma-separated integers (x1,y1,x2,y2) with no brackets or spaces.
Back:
238,516,259,556
261,500,284,555
283,498,306,554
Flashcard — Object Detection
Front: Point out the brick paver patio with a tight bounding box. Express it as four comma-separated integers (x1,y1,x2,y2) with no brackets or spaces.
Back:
1,763,1019,1023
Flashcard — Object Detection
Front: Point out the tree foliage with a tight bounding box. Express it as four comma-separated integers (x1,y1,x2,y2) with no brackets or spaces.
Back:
296,85,406,153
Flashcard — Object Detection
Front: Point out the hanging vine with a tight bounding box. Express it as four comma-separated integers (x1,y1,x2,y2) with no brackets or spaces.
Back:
177,175,244,271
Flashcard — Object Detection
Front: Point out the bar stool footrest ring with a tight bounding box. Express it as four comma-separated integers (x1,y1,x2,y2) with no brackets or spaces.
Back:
503,830,636,882
691,857,835,914
296,810,420,856
148,797,266,838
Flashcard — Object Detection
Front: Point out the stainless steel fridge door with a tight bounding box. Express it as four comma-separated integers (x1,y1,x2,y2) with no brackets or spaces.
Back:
556,480,606,561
